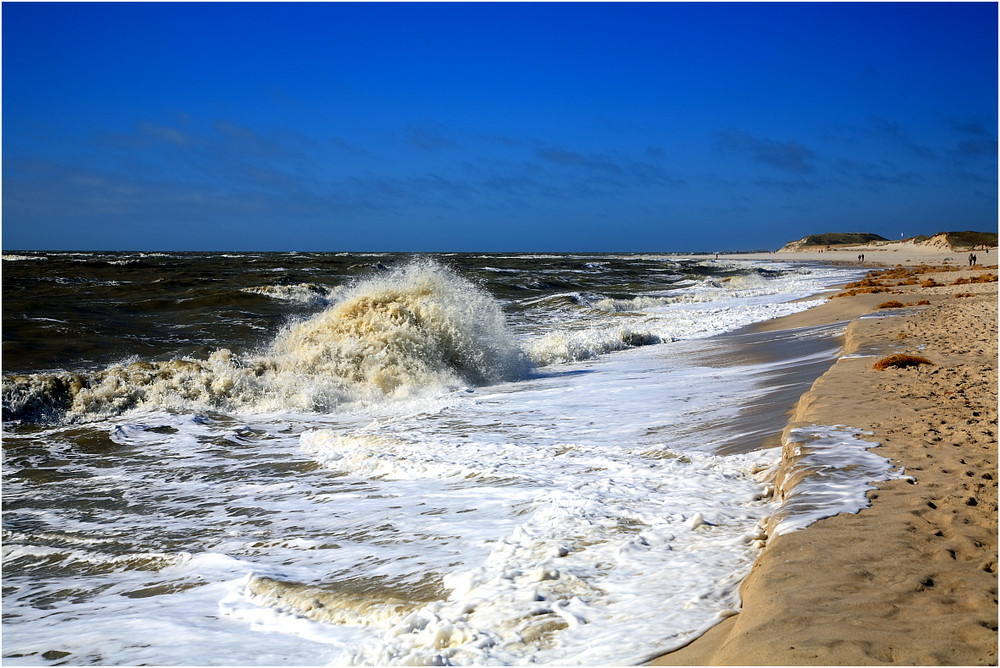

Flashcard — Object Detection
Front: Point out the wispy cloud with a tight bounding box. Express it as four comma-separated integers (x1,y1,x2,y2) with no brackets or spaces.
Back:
4,115,339,237
949,118,992,137
536,147,623,172
834,159,924,192
211,120,317,164
405,121,460,152
866,117,935,159
715,130,816,173
752,177,819,192
533,144,684,189
137,121,193,146
948,117,998,158
484,134,525,149
956,138,998,158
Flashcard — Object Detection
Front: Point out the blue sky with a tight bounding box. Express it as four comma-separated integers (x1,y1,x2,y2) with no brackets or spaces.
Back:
3,2,997,251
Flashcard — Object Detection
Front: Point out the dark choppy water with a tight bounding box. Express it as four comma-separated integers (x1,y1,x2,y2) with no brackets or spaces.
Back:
3,251,749,376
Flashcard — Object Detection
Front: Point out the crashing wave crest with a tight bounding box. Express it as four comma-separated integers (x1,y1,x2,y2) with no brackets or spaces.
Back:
241,283,341,305
3,262,531,422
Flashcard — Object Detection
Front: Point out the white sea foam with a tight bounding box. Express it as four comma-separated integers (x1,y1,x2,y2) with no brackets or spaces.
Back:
242,283,342,304
4,336,807,665
331,444,780,665
523,298,825,365
518,260,858,366
770,425,908,535
214,345,791,664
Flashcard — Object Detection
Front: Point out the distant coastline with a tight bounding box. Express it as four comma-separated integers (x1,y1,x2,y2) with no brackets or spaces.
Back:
778,230,998,254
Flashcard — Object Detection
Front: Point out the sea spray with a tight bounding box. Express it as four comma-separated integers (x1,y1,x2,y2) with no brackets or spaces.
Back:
270,260,530,394
2,261,531,421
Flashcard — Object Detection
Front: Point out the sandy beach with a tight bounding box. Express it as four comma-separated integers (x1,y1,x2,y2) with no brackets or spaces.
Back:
717,239,998,269
652,247,998,664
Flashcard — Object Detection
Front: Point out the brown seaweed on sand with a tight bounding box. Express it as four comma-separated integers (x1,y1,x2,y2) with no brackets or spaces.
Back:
872,353,934,371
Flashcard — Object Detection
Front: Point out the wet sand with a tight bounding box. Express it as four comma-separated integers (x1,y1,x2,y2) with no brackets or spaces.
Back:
678,321,849,455
652,261,998,665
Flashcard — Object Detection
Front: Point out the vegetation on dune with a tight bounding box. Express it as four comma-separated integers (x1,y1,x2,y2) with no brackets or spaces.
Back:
779,230,996,252
800,232,888,247
939,231,998,249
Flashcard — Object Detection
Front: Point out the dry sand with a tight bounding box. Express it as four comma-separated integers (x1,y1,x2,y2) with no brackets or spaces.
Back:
651,259,998,665
718,241,998,269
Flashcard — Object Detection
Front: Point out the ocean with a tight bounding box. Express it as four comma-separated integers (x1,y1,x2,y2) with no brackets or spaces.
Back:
2,252,869,665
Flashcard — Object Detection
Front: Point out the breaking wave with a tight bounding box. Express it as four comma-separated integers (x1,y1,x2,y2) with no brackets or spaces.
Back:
2,262,531,422
524,327,663,365
241,283,341,305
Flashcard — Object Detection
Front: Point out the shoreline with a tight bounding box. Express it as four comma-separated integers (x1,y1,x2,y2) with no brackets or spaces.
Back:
651,260,998,664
